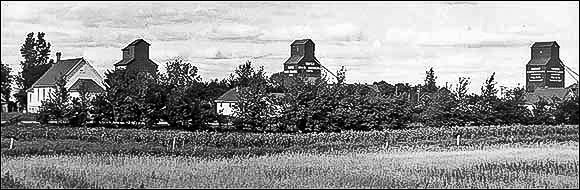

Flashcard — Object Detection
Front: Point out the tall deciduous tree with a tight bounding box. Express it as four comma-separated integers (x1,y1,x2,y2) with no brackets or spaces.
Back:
162,57,209,130
231,60,272,131
14,32,54,110
1,62,13,102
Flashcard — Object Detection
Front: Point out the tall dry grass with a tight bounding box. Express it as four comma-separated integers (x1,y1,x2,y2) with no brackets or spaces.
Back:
1,143,578,189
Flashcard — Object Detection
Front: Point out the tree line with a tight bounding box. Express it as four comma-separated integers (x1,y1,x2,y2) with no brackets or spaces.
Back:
231,65,579,133
1,32,578,132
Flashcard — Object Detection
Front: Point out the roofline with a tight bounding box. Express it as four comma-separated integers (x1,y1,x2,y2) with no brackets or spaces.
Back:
291,39,313,45
27,58,84,92
27,58,77,91
531,41,559,48
122,39,151,50
63,58,85,78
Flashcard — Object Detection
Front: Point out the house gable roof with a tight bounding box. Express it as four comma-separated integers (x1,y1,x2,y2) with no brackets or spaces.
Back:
531,41,559,48
215,88,240,102
30,58,84,89
122,39,150,50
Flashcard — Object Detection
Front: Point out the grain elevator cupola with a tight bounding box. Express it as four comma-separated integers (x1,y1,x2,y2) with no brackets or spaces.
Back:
525,41,565,92
283,39,322,80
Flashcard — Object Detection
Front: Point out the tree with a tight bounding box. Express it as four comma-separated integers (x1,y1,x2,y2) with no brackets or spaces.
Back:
38,76,70,125
161,57,211,130
14,32,53,110
67,82,91,127
373,81,396,97
336,66,347,85
423,67,438,93
472,72,501,125
496,86,532,125
454,77,470,100
530,97,558,125
1,62,13,102
231,60,273,131
553,96,579,124
228,60,268,88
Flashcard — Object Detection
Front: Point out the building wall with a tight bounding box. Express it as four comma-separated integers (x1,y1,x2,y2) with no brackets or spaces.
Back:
134,43,149,60
526,65,546,92
66,62,106,90
545,61,565,88
526,45,565,92
27,87,56,113
126,60,158,74
216,102,237,116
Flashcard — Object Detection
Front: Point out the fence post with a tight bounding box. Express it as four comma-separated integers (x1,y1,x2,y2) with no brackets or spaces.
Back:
172,137,176,152
10,138,14,150
456,135,461,146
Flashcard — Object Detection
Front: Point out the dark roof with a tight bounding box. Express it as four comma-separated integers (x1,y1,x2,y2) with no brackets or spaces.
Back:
31,58,84,88
114,58,134,66
291,39,312,45
524,88,571,104
68,79,105,93
215,88,240,102
531,41,559,48
122,39,150,50
114,58,158,67
527,57,551,66
283,55,304,65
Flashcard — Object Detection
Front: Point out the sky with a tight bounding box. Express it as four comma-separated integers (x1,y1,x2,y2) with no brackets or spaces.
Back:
1,1,579,94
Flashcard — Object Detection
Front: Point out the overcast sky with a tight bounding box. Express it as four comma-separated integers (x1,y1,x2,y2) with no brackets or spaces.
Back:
1,1,579,93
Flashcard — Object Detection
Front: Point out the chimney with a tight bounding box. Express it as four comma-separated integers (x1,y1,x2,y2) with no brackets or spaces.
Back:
56,52,62,63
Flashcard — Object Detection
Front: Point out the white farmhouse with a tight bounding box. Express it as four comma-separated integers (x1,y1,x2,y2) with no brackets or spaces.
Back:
26,54,106,113
214,87,240,116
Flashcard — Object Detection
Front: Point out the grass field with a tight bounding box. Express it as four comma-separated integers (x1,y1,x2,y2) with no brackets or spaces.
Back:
1,123,579,188
1,143,578,188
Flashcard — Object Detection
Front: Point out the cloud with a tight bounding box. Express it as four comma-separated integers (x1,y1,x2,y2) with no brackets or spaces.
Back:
381,27,537,48
206,49,233,59
323,23,365,42
442,1,478,6
206,23,263,41
257,23,365,43
421,40,531,48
